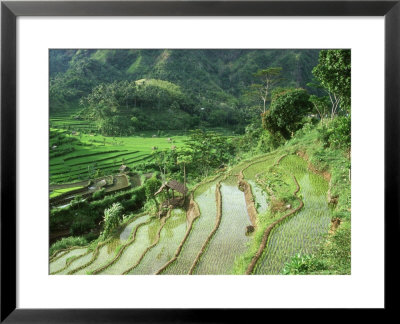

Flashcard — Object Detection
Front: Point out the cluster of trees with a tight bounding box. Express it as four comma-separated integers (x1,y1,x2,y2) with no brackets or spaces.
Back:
79,79,196,135
151,130,235,181
242,49,351,151
50,49,321,134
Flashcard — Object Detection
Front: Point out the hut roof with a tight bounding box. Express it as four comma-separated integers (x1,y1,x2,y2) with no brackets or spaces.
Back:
166,180,187,194
154,180,188,196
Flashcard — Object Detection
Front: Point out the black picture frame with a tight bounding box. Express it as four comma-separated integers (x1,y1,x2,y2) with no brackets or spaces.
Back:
1,0,398,322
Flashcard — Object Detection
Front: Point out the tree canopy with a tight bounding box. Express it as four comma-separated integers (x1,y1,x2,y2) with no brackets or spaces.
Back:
312,49,351,115
262,88,312,139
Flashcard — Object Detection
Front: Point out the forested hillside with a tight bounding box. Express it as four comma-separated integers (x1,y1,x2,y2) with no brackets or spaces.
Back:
50,49,320,133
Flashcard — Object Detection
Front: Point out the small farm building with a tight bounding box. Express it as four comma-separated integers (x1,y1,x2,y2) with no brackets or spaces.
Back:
154,180,188,197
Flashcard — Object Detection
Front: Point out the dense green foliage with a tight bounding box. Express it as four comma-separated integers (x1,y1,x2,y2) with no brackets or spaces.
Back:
318,115,351,150
101,203,124,239
312,49,351,114
50,49,320,134
144,175,163,207
50,185,146,234
262,88,313,139
79,79,196,135
49,236,88,256
282,253,325,274
151,129,235,180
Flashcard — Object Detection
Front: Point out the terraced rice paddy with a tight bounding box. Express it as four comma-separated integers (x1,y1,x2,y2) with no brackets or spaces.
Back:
254,155,332,274
72,245,116,275
130,209,187,274
242,155,276,180
50,153,332,275
49,128,187,184
162,179,220,274
50,186,85,199
119,215,151,242
194,176,252,274
49,248,88,274
247,180,268,214
100,217,160,275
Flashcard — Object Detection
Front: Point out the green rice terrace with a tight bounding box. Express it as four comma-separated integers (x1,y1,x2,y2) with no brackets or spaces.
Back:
49,49,351,275
50,145,347,275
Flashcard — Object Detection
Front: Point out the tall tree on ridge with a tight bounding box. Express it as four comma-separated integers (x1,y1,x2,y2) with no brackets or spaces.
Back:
248,67,283,114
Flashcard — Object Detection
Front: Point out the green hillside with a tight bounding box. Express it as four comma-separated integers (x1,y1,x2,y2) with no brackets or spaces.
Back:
50,49,320,132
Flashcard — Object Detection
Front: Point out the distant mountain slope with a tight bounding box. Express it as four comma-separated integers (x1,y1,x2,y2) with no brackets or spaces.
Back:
49,49,320,131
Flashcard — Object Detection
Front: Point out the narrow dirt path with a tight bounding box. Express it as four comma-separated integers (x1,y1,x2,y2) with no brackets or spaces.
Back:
245,175,304,275
238,170,258,228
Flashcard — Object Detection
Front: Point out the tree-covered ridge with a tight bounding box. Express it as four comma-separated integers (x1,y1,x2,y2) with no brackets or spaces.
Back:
50,49,320,132
79,79,197,135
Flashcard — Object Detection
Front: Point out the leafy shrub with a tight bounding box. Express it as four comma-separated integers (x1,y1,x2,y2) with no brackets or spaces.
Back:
49,236,88,256
83,232,98,243
262,88,313,139
101,202,124,239
256,130,285,153
50,186,146,233
145,175,162,201
92,188,106,200
282,253,326,274
70,217,95,236
295,119,316,137
318,116,351,150
328,116,351,149
121,195,139,210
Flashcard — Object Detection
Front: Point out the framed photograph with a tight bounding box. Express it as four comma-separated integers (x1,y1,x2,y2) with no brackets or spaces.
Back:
1,0,398,322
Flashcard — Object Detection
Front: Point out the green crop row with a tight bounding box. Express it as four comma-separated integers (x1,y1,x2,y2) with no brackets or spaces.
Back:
254,155,331,274
162,180,220,275
130,209,187,274
50,186,84,199
194,178,252,274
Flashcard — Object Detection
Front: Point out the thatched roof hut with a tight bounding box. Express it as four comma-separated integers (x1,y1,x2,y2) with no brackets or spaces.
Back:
154,180,188,196
166,180,187,194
